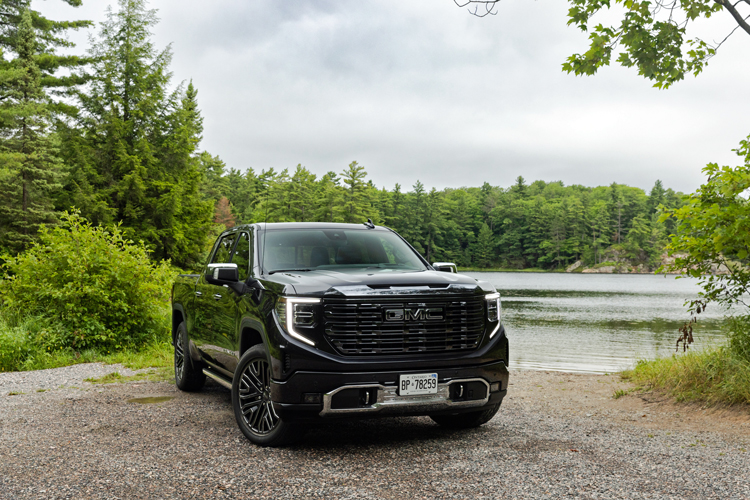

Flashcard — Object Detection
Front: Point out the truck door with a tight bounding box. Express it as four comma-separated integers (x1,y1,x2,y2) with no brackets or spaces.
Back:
193,232,239,377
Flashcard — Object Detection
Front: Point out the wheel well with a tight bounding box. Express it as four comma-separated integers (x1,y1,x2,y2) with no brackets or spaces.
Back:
240,328,263,356
172,310,184,343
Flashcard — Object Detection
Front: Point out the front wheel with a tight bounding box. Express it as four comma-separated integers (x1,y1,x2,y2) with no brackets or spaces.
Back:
430,404,500,429
232,345,304,447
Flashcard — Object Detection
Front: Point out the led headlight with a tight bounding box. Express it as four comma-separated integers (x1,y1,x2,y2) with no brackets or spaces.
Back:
275,297,320,346
485,292,502,338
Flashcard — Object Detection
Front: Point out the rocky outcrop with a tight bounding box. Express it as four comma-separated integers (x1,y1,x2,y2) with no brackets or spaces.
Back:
565,260,582,273
581,266,616,274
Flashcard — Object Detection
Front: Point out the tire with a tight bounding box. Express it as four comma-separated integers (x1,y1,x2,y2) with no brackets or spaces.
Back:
232,345,304,447
430,404,500,429
174,322,206,392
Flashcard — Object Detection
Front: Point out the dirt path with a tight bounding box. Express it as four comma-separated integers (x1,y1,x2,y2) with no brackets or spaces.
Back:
1,366,749,499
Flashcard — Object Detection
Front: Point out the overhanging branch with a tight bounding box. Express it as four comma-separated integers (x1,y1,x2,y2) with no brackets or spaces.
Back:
715,0,750,36
454,0,501,17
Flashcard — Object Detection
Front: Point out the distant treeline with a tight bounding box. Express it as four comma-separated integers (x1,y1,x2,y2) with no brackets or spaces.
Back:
205,162,684,271
0,0,685,272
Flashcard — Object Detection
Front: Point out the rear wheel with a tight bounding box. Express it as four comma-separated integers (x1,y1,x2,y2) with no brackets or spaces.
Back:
232,345,304,447
174,322,205,392
430,404,500,429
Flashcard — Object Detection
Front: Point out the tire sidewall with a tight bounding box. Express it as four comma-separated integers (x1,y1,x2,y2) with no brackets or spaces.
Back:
232,345,291,446
174,322,189,389
174,322,205,391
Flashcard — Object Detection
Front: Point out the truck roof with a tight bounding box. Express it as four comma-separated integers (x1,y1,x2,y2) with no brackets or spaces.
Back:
241,222,390,231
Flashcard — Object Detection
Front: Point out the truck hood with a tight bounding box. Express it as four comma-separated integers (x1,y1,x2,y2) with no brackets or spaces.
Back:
265,268,495,296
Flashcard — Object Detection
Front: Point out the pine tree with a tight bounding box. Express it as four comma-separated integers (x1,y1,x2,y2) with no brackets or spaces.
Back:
289,165,316,221
214,197,235,229
341,161,368,223
0,10,63,253
314,171,343,222
71,0,213,267
0,1,91,107
473,223,494,267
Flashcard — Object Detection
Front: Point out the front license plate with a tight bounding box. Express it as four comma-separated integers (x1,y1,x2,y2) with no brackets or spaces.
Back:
399,373,438,396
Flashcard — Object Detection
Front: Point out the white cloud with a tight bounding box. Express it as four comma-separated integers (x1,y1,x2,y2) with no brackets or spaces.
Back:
36,0,750,194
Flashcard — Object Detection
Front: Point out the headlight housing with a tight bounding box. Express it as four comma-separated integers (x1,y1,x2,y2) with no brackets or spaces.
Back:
274,297,320,346
485,292,502,338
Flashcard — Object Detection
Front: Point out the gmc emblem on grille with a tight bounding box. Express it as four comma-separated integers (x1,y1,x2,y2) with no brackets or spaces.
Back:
384,308,444,321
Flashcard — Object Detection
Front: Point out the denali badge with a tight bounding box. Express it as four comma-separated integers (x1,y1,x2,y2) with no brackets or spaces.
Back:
384,308,444,321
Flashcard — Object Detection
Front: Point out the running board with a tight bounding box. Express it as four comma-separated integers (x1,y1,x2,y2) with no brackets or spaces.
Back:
202,369,232,390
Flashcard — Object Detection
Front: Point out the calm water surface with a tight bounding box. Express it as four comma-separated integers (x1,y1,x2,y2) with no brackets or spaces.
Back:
465,272,729,374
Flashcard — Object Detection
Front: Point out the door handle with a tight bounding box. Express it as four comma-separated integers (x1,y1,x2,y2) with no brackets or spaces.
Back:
213,294,222,300
195,291,202,297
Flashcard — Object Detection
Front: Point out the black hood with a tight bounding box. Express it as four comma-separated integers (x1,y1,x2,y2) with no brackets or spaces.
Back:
264,268,495,296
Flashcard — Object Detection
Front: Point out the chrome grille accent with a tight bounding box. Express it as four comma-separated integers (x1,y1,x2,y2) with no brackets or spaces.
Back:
323,296,485,355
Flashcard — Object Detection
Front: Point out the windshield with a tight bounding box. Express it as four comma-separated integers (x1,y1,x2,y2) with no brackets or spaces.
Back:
261,228,427,274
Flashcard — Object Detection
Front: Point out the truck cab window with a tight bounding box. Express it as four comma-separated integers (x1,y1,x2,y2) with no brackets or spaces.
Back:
232,232,251,281
211,234,237,265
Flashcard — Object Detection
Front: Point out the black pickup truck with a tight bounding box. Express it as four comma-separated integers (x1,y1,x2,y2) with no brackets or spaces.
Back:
171,222,509,446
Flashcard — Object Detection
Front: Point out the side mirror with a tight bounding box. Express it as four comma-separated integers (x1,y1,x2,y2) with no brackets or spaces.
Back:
207,263,239,283
227,277,264,297
432,262,458,273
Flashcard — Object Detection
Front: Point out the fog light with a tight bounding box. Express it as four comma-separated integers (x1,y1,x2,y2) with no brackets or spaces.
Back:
303,393,321,404
490,382,501,392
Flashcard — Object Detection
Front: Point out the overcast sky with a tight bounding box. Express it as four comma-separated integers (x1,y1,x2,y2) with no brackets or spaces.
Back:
37,0,749,194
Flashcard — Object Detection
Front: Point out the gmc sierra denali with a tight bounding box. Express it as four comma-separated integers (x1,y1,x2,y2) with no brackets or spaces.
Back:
171,221,509,446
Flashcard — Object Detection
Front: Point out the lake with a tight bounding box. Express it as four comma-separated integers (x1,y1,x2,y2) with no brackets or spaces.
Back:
465,272,730,374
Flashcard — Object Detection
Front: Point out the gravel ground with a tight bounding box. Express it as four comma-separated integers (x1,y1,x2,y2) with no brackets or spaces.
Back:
1,364,749,499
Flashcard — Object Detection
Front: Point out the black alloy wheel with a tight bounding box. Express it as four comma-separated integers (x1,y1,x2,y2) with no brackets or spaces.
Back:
174,329,186,380
174,322,205,392
232,345,304,447
237,357,279,434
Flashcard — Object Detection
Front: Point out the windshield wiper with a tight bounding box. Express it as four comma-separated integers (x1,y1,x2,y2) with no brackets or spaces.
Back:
268,268,312,275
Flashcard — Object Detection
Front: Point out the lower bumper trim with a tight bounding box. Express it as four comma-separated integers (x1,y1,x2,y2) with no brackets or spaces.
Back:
320,378,490,416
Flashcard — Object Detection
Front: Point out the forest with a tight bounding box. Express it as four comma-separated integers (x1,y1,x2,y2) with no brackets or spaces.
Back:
0,0,686,273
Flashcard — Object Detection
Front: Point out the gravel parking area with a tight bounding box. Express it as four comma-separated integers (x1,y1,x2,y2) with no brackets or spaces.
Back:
1,364,749,499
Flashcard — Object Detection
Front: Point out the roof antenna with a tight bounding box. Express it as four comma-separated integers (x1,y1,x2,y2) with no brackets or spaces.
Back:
364,218,375,229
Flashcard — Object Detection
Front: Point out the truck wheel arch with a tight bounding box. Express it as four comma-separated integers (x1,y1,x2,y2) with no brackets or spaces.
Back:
172,308,186,344
239,327,264,357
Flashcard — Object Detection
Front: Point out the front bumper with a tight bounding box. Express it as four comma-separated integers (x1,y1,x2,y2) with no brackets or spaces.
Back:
269,359,509,421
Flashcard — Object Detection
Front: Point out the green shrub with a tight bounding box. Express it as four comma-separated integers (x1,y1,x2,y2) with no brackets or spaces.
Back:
0,212,175,352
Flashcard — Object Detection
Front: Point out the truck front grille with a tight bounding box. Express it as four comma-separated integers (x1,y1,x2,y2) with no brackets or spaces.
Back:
322,296,485,356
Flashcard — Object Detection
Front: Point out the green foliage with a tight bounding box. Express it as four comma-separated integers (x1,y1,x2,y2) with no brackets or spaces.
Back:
61,0,214,269
0,315,34,372
0,9,67,254
562,0,723,88
206,160,680,269
660,135,750,312
0,311,173,373
0,211,174,353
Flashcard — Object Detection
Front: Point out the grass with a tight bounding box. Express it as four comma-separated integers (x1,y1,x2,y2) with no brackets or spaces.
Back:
622,347,750,407
0,312,173,375
84,365,173,385
612,388,638,399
